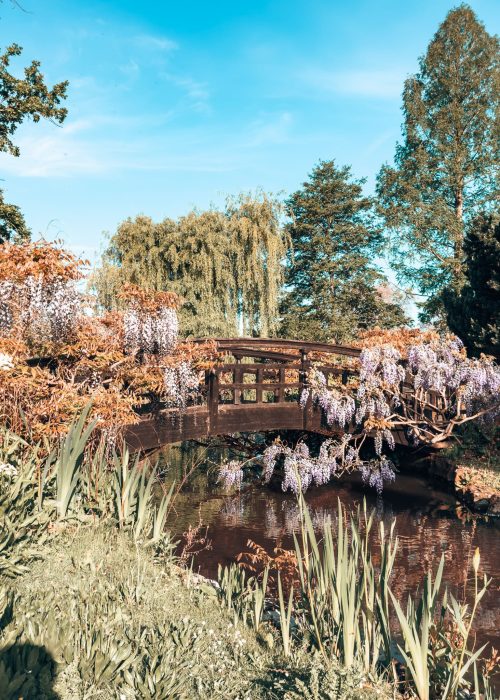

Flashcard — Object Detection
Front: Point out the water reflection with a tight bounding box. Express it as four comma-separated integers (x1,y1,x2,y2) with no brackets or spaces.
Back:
158,442,500,648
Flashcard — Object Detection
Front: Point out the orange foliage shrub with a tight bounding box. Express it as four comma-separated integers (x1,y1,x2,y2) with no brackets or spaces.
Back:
119,283,181,311
0,240,85,282
237,539,299,597
354,326,439,356
0,242,217,444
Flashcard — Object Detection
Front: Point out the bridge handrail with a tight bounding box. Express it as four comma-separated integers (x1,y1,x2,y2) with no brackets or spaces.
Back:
191,337,362,358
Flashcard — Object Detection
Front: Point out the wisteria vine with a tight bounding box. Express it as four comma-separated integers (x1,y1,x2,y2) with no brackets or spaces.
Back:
163,361,201,411
124,306,178,356
0,276,81,345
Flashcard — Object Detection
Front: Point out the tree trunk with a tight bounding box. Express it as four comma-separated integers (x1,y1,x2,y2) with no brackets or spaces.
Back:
453,187,465,289
454,188,464,223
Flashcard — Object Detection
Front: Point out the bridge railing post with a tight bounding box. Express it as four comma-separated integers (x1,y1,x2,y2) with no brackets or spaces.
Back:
207,369,219,436
300,349,313,431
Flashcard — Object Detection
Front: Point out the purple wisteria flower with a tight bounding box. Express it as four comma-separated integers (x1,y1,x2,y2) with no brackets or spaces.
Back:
261,437,352,494
124,306,178,355
2,275,82,344
303,368,356,428
262,443,283,482
356,346,404,424
163,361,200,411
408,337,500,419
218,460,245,491
360,458,396,495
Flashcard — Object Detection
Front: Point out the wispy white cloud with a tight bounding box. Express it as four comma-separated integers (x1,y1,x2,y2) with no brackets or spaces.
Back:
0,125,238,178
160,72,211,113
247,112,293,146
364,130,394,154
0,132,105,177
300,67,407,99
119,59,141,80
62,119,95,135
133,34,178,52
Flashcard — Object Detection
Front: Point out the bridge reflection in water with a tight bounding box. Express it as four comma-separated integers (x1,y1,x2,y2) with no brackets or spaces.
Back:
125,338,421,451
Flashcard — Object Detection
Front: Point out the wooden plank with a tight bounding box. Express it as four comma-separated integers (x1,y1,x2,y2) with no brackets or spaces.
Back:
277,367,285,402
256,367,263,403
216,403,304,433
124,408,210,452
208,371,219,434
193,337,361,357
233,365,242,405
217,363,301,373
230,349,299,362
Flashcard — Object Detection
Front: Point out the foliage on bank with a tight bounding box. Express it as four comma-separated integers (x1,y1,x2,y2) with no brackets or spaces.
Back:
0,421,496,699
0,241,216,442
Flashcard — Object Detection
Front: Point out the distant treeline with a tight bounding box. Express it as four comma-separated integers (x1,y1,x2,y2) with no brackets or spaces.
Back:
1,6,498,353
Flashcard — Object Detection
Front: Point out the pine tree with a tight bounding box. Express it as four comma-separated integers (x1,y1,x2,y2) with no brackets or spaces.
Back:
443,213,499,356
376,5,499,321
280,160,408,343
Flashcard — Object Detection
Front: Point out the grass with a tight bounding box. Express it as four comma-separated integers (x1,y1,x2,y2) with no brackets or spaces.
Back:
1,525,392,700
0,415,496,699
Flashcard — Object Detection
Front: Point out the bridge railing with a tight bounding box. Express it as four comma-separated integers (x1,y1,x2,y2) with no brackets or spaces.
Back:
126,339,452,451
204,351,360,434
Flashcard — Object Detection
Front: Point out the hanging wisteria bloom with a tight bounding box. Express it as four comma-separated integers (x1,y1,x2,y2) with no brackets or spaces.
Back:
218,460,245,490
359,345,405,389
407,337,500,420
121,285,180,356
356,346,405,423
373,428,396,456
408,337,464,392
0,275,81,344
360,458,396,495
124,306,178,355
301,368,356,428
163,361,200,411
0,281,14,335
260,438,355,494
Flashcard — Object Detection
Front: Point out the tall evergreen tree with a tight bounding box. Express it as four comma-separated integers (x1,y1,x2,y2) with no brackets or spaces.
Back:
376,5,499,321
443,213,499,356
280,160,408,343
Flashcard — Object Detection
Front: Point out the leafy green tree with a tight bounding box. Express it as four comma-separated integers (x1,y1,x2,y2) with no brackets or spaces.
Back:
376,5,499,321
92,193,288,337
443,213,499,356
280,160,408,343
226,193,288,336
0,43,68,241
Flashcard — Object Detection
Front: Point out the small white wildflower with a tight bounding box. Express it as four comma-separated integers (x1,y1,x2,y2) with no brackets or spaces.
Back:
0,353,13,371
0,462,17,477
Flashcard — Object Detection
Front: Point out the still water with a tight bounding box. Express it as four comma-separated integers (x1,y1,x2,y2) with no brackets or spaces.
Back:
158,441,500,650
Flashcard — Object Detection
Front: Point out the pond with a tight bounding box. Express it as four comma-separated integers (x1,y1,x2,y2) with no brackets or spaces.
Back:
158,440,500,651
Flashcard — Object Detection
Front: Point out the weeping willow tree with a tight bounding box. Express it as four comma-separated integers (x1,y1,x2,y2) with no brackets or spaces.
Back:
227,193,288,336
91,192,287,337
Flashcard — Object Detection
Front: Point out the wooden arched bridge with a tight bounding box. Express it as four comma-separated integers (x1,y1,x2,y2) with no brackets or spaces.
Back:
124,338,414,452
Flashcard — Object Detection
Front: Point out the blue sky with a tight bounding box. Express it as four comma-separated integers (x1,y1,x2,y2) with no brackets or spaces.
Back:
0,0,498,267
